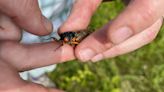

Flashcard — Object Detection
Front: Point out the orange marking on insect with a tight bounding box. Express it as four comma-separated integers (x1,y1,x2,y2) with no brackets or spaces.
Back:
57,31,91,46
64,37,69,42
70,41,79,45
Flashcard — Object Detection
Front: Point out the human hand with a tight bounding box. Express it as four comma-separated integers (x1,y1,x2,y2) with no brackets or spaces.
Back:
60,0,164,62
0,14,75,92
0,0,52,36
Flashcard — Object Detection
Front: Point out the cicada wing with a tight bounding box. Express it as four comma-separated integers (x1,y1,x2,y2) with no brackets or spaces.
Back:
75,31,90,42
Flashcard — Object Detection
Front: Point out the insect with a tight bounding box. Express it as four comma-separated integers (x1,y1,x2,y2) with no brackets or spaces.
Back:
59,31,89,46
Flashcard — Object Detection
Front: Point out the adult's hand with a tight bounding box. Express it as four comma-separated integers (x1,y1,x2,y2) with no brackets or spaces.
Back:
0,14,74,92
0,0,52,36
60,0,164,62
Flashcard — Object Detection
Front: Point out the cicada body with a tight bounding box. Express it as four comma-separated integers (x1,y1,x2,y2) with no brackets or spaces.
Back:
59,31,89,46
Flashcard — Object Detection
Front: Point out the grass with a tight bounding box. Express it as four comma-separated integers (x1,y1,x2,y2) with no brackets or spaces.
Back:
49,1,164,92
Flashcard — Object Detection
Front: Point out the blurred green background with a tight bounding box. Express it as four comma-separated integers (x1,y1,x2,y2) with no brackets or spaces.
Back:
49,1,164,92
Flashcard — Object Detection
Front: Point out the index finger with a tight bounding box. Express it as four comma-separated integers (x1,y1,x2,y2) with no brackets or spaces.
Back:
0,41,75,71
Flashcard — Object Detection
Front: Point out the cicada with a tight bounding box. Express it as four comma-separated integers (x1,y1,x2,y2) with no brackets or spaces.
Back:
59,31,89,46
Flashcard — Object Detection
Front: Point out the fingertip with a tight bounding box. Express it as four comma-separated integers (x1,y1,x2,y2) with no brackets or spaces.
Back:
59,16,90,33
42,16,53,34
60,44,75,62
75,47,96,62
75,30,112,62
17,15,53,36
10,5,52,35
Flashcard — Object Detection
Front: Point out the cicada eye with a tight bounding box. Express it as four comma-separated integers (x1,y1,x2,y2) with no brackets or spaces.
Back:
64,37,69,42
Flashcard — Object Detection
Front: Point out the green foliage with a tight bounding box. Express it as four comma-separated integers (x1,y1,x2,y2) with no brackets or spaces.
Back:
89,0,124,30
49,1,164,92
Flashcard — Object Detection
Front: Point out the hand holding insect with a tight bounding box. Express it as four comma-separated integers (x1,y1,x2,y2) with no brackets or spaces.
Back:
0,13,74,92
60,0,164,62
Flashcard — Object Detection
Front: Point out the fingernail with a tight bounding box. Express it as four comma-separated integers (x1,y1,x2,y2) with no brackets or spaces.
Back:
91,54,103,62
111,27,133,44
79,48,96,62
42,16,52,33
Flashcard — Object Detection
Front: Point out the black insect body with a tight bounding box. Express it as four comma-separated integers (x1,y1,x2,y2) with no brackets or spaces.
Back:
60,32,76,44
59,31,89,46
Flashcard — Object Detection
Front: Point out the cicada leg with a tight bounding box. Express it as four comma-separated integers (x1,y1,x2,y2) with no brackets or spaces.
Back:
70,37,79,45
71,41,79,45
72,37,76,42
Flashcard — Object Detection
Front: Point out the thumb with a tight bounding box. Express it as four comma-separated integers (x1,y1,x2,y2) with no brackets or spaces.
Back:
0,0,52,35
60,0,102,33
108,0,164,44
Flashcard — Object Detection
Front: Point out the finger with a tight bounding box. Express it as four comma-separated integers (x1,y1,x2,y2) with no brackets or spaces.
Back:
59,0,102,33
10,83,64,92
0,61,63,92
91,18,163,62
0,0,52,35
108,0,164,44
0,60,23,90
0,13,21,41
75,23,113,62
0,41,75,71
75,17,163,62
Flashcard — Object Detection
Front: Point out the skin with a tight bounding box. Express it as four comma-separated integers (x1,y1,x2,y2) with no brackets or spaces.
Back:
0,0,53,35
0,1,76,91
0,0,163,91
0,14,75,92
60,0,164,62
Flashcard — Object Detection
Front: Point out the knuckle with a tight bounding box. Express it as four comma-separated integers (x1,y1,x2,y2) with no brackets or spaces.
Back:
8,34,21,41
0,41,27,65
139,3,156,22
141,10,154,22
3,30,21,41
0,42,12,59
